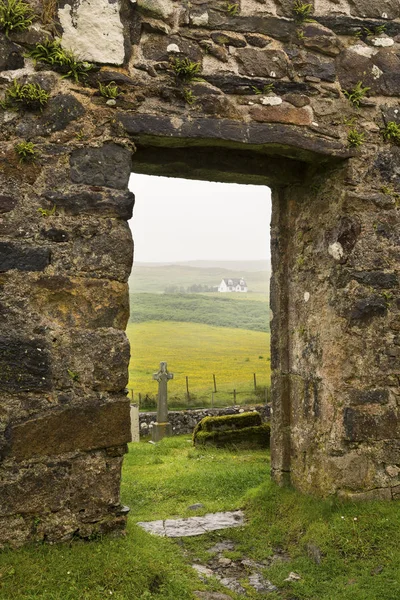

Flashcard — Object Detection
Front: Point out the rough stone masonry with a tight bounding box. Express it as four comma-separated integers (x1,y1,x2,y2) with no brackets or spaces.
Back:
0,0,399,546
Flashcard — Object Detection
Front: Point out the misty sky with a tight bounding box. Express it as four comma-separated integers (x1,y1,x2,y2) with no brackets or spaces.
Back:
128,174,272,263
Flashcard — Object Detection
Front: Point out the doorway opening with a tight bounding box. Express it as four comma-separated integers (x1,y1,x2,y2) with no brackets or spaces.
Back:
127,173,272,413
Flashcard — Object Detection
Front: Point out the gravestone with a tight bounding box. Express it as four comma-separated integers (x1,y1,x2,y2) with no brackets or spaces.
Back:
130,403,140,443
152,362,173,442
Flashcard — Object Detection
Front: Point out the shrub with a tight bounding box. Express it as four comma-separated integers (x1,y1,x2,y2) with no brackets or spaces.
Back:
0,0,33,37
28,39,93,82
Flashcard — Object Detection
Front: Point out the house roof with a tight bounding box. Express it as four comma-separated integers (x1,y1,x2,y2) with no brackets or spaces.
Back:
221,278,247,286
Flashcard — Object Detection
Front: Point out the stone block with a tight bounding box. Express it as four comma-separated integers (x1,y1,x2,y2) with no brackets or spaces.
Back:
0,242,50,273
52,329,130,391
44,187,135,219
6,397,131,461
344,407,400,441
16,95,85,139
141,34,203,62
0,195,16,213
0,336,51,392
351,271,398,289
348,388,389,406
249,103,313,126
31,276,129,329
0,34,24,71
301,23,341,56
236,48,289,78
58,0,126,65
349,296,388,323
70,144,132,190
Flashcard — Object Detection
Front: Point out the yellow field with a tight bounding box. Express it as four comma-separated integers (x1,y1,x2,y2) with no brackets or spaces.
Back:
127,321,271,403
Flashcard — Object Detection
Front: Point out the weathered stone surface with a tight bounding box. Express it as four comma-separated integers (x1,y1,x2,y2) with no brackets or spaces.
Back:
249,103,313,126
344,408,400,442
0,336,51,392
348,0,400,20
351,271,398,289
52,328,130,391
0,34,24,71
15,95,85,138
44,187,135,219
70,144,132,190
137,0,175,21
236,47,289,78
141,34,203,62
348,388,389,406
58,0,126,64
138,511,244,537
0,195,16,213
31,276,129,329
287,48,336,82
349,296,388,323
244,33,272,48
301,23,341,57
211,31,246,47
6,397,131,461
117,113,352,159
0,243,51,273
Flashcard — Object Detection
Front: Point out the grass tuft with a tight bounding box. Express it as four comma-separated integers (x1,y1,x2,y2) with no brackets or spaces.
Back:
0,0,33,37
28,39,93,82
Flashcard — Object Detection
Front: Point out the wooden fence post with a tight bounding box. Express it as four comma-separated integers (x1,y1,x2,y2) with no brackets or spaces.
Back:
213,374,217,393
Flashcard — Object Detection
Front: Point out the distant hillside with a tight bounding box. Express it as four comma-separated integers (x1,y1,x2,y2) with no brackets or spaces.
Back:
129,293,270,332
129,261,270,295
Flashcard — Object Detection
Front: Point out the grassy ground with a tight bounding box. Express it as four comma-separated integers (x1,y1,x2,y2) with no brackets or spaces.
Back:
129,293,270,333
126,321,271,407
2,437,400,599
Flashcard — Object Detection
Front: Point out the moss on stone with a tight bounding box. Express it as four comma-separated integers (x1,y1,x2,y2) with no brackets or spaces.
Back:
194,423,270,448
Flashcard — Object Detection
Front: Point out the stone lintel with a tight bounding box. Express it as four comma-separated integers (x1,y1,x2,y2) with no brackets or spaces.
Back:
118,114,353,162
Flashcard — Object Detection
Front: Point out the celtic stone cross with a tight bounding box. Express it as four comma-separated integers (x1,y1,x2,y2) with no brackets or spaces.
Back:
152,361,173,441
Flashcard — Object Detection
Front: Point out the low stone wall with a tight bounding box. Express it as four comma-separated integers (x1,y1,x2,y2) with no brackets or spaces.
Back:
139,405,271,437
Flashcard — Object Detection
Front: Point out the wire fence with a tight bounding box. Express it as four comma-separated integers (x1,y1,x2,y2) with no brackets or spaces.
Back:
128,372,271,411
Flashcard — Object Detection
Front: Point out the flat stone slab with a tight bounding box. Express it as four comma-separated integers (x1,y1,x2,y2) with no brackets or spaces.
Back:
137,510,244,537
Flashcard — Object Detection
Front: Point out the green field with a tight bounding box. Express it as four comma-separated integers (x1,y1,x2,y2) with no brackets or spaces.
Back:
129,262,270,294
127,321,271,408
129,293,270,332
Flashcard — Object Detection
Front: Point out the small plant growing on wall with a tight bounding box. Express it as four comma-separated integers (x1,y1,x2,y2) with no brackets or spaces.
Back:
3,80,49,111
292,1,314,23
182,87,196,105
28,39,93,82
343,81,371,108
382,121,400,145
15,141,36,162
37,204,56,217
347,128,365,148
225,2,239,16
0,0,33,37
98,81,120,100
170,56,202,84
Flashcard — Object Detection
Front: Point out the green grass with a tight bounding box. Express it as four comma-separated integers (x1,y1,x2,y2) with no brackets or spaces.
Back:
1,437,400,599
127,321,271,407
129,293,270,333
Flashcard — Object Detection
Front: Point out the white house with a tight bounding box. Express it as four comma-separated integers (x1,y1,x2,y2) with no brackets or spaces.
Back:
218,278,248,293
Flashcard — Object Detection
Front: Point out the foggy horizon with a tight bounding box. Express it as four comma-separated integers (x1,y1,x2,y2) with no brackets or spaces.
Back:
128,174,272,264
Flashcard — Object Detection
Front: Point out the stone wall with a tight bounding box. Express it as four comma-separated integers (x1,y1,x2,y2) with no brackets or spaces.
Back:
139,404,271,436
0,0,399,545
